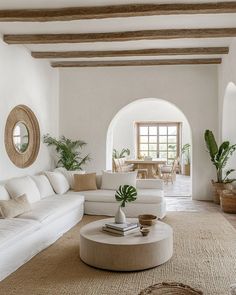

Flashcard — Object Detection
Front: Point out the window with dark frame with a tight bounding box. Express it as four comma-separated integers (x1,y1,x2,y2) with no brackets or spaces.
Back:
136,122,180,164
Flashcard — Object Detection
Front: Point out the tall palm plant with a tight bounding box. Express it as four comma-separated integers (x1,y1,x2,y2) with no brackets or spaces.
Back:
181,143,191,165
204,130,236,183
43,134,90,171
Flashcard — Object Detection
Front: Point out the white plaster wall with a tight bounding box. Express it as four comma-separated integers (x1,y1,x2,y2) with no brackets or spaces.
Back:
59,65,218,200
112,99,191,158
218,39,236,179
0,39,59,181
219,40,236,138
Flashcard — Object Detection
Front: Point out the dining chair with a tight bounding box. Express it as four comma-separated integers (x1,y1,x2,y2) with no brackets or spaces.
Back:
160,157,179,184
113,157,148,178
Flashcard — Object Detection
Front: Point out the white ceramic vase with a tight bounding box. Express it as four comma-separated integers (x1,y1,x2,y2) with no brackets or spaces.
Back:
115,206,126,224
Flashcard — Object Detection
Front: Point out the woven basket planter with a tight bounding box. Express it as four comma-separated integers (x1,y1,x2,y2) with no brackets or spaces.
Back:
220,190,236,213
211,181,232,204
139,282,203,295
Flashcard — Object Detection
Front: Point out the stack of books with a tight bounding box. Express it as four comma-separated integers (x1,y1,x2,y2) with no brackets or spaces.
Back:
102,222,139,236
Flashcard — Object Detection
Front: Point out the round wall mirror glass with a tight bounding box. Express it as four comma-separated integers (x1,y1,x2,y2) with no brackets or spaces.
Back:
13,122,29,153
5,105,40,168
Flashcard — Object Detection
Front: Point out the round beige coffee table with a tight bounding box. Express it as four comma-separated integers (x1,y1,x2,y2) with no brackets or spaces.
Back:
80,218,173,271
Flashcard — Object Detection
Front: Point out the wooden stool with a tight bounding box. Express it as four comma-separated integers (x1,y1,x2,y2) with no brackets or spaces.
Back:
136,169,148,179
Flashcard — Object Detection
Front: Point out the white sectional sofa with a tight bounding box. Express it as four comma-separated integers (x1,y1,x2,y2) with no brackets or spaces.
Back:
76,177,166,218
0,171,165,281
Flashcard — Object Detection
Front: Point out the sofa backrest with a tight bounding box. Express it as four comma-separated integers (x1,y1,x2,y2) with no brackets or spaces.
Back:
96,175,102,189
96,174,163,190
136,179,163,190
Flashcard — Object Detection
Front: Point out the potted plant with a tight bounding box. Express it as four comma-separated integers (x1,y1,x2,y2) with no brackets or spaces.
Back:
181,143,191,176
115,185,137,223
43,134,90,171
220,189,236,213
204,130,236,204
113,148,130,159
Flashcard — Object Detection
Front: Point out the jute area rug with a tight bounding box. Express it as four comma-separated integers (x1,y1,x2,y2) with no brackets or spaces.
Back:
1,212,236,295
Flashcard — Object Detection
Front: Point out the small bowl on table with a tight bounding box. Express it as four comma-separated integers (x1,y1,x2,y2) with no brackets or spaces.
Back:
138,214,157,226
140,227,150,236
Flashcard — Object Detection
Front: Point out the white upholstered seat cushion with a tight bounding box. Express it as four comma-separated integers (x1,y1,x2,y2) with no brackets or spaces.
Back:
5,176,41,204
0,218,40,251
68,189,163,204
18,194,84,225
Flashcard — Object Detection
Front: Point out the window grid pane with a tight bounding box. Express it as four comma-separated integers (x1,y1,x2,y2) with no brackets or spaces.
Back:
138,123,179,162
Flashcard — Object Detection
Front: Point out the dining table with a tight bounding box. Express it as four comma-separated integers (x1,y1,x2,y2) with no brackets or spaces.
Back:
125,158,167,178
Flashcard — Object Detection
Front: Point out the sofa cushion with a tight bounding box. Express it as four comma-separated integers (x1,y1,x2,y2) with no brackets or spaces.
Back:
136,179,163,190
18,194,84,225
0,194,31,218
45,171,70,194
31,175,55,199
5,176,41,204
101,171,137,190
55,167,85,189
74,173,97,192
70,189,163,204
0,218,40,251
0,185,10,201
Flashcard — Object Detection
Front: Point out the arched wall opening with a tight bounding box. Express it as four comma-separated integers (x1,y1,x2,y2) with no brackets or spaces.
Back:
106,98,192,196
222,82,236,178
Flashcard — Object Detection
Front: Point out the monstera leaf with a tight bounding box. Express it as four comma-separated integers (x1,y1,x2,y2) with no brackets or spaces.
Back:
115,185,137,207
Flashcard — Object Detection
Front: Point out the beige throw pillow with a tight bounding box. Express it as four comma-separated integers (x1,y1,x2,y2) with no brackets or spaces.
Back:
74,173,97,192
0,194,31,218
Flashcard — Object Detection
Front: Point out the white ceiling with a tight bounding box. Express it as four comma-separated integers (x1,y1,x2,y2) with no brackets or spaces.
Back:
1,14,236,34
0,1,235,66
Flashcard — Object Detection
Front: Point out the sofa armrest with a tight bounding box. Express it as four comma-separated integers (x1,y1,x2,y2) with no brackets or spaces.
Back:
136,179,164,190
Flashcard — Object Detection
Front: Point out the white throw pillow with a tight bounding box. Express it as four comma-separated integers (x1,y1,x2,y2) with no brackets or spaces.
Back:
45,171,70,194
5,176,41,204
54,167,85,189
31,175,55,199
0,185,10,218
101,171,137,190
0,185,10,201
0,194,31,218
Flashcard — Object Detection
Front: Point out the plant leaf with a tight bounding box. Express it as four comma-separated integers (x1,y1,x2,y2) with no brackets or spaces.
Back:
115,185,137,207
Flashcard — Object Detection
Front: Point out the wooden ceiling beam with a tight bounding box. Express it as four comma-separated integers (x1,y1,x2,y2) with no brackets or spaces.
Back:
4,28,236,44
31,47,229,58
0,2,236,22
51,58,222,68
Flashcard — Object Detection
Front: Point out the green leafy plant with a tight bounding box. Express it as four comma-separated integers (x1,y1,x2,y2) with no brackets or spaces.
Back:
43,134,90,171
181,143,191,165
113,148,130,159
115,185,137,207
204,130,236,183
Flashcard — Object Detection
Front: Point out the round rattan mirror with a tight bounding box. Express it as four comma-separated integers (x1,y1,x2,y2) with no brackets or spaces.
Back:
5,105,40,168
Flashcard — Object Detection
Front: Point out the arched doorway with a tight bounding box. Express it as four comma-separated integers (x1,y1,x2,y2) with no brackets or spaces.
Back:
106,98,192,197
222,82,236,178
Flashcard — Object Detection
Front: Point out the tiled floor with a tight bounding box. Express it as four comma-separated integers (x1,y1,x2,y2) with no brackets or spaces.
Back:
166,196,236,229
164,174,191,197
